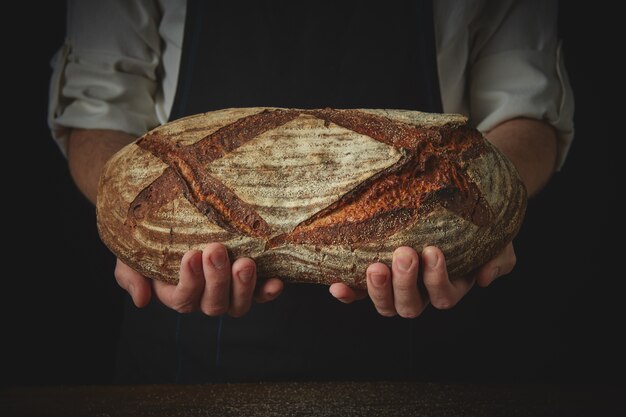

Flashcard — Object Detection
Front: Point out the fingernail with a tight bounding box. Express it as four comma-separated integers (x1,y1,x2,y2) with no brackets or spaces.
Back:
209,248,228,270
238,267,254,284
394,253,413,272
369,273,388,287
190,253,203,276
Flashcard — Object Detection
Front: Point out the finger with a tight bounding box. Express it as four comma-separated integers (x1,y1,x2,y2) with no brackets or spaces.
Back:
391,247,426,318
153,250,205,313
329,283,368,304
421,246,474,310
200,243,232,316
366,263,396,317
476,242,517,287
114,259,152,308
228,258,257,317
255,278,284,303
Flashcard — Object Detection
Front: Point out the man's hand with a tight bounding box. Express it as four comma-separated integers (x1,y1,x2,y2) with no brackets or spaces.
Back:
329,117,558,317
67,129,285,317
114,243,283,316
329,243,516,318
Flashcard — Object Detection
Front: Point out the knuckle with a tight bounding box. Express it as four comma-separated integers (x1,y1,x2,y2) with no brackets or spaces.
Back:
201,305,227,317
397,308,421,319
207,273,231,287
431,297,457,310
392,280,416,293
423,277,447,291
370,292,389,304
174,303,196,314
376,308,398,318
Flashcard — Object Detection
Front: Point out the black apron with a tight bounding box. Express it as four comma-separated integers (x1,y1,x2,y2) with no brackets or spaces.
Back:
116,0,447,383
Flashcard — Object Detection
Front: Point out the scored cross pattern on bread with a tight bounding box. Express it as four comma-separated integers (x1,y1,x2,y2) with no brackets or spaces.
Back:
97,108,526,288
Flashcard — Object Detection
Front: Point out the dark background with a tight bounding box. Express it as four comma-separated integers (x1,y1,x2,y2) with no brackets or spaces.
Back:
3,2,622,386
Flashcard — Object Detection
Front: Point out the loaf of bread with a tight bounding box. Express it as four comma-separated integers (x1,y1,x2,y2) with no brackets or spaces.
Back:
96,108,526,289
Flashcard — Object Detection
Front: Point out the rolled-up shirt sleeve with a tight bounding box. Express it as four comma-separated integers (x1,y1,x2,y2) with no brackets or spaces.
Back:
468,0,574,169
48,0,162,155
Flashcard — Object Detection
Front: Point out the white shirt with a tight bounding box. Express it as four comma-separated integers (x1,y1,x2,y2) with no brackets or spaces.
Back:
49,0,574,168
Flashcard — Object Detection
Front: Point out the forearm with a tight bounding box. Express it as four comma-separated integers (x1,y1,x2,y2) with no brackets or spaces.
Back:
484,118,558,197
67,129,137,205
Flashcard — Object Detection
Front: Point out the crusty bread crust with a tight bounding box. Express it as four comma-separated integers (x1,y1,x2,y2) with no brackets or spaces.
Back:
97,108,526,288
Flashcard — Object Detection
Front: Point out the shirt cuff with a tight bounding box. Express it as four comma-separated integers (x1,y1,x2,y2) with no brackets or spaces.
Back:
48,42,160,156
470,43,575,170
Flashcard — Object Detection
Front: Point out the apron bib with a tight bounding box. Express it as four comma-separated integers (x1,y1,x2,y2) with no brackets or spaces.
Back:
117,0,443,383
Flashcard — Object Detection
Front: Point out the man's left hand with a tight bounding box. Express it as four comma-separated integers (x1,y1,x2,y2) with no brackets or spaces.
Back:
329,243,516,318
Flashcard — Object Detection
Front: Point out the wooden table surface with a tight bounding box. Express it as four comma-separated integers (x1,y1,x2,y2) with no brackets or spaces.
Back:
1,381,624,417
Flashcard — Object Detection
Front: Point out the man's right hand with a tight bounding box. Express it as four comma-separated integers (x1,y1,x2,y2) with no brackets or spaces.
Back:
114,243,284,316
66,130,283,317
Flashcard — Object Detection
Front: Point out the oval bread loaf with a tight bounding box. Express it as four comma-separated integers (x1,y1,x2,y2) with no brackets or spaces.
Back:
96,108,526,289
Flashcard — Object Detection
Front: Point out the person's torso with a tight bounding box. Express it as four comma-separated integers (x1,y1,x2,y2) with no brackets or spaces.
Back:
118,0,463,384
